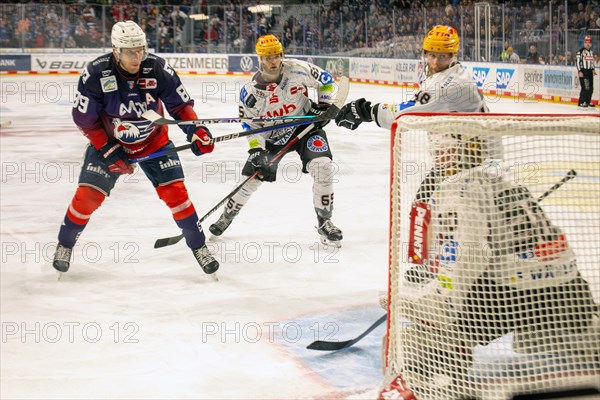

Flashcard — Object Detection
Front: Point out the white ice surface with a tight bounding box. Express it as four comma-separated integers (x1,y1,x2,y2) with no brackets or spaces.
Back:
0,75,595,399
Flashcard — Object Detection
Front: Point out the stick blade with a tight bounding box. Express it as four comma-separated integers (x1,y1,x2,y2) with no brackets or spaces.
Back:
306,339,353,351
154,234,184,248
142,109,176,125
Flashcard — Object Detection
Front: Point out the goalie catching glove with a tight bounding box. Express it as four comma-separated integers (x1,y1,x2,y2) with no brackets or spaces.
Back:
335,98,374,130
98,141,134,174
186,125,214,156
248,148,277,182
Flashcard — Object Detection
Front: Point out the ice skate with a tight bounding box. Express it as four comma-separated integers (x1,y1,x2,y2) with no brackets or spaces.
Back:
192,245,219,274
317,217,343,248
209,212,235,236
53,243,73,273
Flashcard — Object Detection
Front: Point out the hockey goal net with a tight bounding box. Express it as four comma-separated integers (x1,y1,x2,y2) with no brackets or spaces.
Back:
382,113,600,400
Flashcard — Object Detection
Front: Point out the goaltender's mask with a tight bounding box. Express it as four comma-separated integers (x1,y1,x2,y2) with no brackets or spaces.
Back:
429,133,497,175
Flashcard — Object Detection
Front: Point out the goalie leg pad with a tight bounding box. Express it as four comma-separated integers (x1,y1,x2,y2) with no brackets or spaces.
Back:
401,325,473,399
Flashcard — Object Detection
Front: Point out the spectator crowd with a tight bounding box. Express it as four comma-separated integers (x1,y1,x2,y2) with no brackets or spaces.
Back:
0,0,599,65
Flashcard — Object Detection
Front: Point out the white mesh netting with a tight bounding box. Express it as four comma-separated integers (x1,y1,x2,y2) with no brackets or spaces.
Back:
383,114,600,400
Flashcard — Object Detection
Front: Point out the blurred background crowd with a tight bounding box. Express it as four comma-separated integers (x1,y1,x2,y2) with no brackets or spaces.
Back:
0,0,599,65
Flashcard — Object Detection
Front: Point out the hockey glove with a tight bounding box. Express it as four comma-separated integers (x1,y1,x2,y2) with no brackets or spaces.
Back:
335,98,373,130
308,101,331,129
248,148,277,182
98,141,134,174
187,125,214,156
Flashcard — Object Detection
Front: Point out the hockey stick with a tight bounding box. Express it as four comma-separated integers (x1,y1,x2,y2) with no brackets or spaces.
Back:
537,169,577,202
131,98,341,164
153,76,350,249
142,109,316,125
306,314,387,351
153,122,322,248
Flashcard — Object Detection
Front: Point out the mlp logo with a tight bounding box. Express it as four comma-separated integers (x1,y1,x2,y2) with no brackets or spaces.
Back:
472,67,490,87
496,68,515,89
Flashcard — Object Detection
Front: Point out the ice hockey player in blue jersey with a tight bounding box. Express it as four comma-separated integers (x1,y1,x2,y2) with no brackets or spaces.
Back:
52,21,219,275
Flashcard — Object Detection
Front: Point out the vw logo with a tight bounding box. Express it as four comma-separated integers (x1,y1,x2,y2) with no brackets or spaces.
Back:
240,56,254,72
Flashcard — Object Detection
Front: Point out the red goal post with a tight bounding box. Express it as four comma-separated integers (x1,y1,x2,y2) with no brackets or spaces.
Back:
383,113,600,399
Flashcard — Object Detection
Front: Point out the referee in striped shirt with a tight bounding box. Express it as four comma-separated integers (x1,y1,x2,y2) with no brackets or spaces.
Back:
576,35,597,108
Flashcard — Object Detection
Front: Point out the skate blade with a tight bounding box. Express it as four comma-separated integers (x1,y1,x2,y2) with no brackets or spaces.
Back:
320,236,342,248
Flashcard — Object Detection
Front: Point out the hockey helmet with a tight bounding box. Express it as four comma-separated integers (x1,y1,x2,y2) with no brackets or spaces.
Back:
584,36,592,44
256,35,284,57
111,21,148,59
423,25,460,54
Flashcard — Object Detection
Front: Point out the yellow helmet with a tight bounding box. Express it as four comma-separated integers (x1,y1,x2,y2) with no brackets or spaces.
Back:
423,25,459,54
256,35,283,57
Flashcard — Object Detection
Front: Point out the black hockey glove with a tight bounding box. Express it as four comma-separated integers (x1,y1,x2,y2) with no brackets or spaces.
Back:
248,148,277,182
98,141,134,174
186,125,214,156
335,98,373,130
308,101,331,129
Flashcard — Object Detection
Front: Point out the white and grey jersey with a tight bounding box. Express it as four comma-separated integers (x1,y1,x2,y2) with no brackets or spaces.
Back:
576,47,595,71
374,63,488,130
428,166,577,300
238,59,338,150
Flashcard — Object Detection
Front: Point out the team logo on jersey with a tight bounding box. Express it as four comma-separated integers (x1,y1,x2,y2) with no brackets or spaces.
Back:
273,130,293,145
113,120,152,144
307,135,328,152
100,76,117,92
127,81,135,89
138,78,157,89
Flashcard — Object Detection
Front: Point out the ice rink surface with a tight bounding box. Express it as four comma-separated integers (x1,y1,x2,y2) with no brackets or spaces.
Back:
0,74,596,399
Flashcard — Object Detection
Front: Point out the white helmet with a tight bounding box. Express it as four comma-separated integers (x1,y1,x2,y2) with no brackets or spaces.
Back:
111,21,148,59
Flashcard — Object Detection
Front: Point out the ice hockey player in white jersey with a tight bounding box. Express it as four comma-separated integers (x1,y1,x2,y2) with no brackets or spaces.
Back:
209,35,343,246
335,25,488,131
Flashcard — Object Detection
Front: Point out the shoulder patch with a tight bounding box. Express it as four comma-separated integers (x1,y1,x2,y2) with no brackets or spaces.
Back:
100,76,118,93
246,94,257,108
241,87,256,108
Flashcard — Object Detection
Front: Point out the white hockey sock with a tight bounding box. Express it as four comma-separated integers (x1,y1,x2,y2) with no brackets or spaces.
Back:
307,157,336,219
225,178,263,215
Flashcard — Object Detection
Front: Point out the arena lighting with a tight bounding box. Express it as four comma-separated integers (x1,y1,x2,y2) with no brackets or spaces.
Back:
189,13,209,21
248,5,274,13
